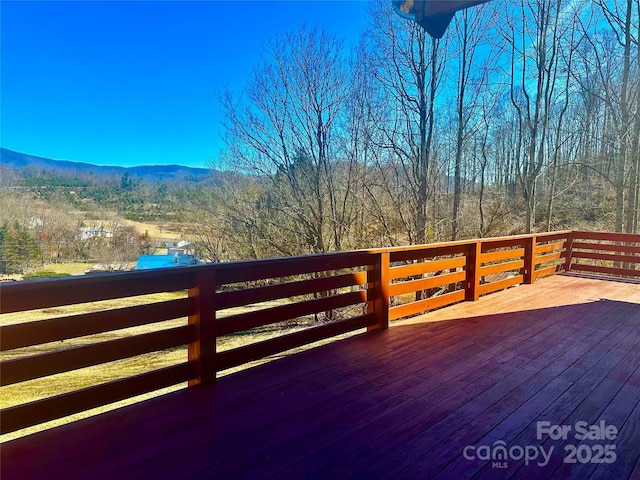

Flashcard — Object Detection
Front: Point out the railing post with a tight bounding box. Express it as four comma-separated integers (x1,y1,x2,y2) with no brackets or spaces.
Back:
465,241,481,301
524,235,536,284
367,252,390,331
564,232,574,272
188,272,217,386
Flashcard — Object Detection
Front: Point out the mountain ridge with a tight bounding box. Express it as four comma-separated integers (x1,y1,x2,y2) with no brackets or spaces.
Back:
0,148,216,183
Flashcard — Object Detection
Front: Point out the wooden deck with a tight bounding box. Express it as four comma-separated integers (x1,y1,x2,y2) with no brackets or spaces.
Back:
3,273,640,479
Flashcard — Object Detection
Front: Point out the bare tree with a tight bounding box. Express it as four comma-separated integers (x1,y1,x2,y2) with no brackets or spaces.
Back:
220,25,360,255
596,0,639,232
449,3,501,239
503,0,580,232
361,0,443,244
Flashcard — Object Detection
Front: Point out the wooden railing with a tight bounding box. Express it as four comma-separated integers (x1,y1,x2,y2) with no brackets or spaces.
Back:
568,231,640,279
2,230,637,435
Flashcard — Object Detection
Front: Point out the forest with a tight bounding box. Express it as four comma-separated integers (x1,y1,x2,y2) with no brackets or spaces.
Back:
1,0,639,274
195,0,640,261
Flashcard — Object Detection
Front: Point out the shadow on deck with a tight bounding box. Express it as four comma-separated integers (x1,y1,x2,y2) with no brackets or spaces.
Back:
3,274,640,479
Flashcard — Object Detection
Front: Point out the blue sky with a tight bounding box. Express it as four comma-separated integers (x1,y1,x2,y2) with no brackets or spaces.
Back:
1,1,370,168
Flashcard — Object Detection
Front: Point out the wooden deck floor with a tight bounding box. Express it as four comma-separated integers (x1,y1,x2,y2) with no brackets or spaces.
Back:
3,273,640,480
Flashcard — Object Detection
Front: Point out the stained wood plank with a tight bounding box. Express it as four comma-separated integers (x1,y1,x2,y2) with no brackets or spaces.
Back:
216,314,375,371
250,299,603,480
477,275,523,296
433,304,640,480
0,269,197,313
534,264,560,280
478,259,524,277
572,230,640,244
534,232,571,242
344,301,619,480
1,325,196,385
214,252,375,285
0,297,194,351
534,241,566,254
188,273,217,386
388,270,465,297
480,238,527,250
466,240,482,301
389,244,469,263
571,263,640,277
367,252,390,331
572,250,640,264
480,248,525,264
216,272,368,310
1,363,196,434
572,241,640,254
389,256,466,279
216,290,367,336
535,250,566,265
389,290,466,321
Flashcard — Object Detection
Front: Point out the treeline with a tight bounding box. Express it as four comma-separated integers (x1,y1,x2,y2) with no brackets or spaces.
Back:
186,0,640,262
6,170,201,222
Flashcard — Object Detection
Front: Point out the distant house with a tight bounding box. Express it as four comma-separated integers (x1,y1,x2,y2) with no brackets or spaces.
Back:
134,254,198,270
168,240,194,256
78,227,113,241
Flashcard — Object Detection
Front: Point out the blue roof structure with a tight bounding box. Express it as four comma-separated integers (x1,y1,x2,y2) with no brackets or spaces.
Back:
134,254,197,270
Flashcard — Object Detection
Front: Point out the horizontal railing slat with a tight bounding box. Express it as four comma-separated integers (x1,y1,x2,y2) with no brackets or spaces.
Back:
217,290,367,336
1,297,195,351
389,244,469,263
477,275,523,296
390,256,466,280
480,248,525,264
534,265,560,280
572,231,640,244
534,231,572,242
216,272,368,310
534,241,566,255
215,252,375,285
389,271,466,297
479,260,524,277
480,238,527,250
216,314,375,371
572,242,640,254
534,251,566,265
1,325,197,386
572,251,640,264
570,263,640,277
0,362,197,435
389,290,466,321
0,270,199,314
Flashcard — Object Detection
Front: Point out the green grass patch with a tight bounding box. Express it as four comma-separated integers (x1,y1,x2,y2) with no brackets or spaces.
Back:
22,271,73,280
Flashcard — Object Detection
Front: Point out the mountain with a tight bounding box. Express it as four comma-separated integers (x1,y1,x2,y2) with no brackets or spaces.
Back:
0,148,216,184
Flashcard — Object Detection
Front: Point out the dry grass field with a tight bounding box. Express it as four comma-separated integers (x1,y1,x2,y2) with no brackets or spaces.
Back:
123,219,186,240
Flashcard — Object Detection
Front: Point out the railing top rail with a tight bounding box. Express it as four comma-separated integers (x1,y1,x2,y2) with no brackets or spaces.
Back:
572,231,640,243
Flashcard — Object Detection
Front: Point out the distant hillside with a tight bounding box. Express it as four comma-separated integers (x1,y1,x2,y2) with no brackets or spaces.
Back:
0,148,217,184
